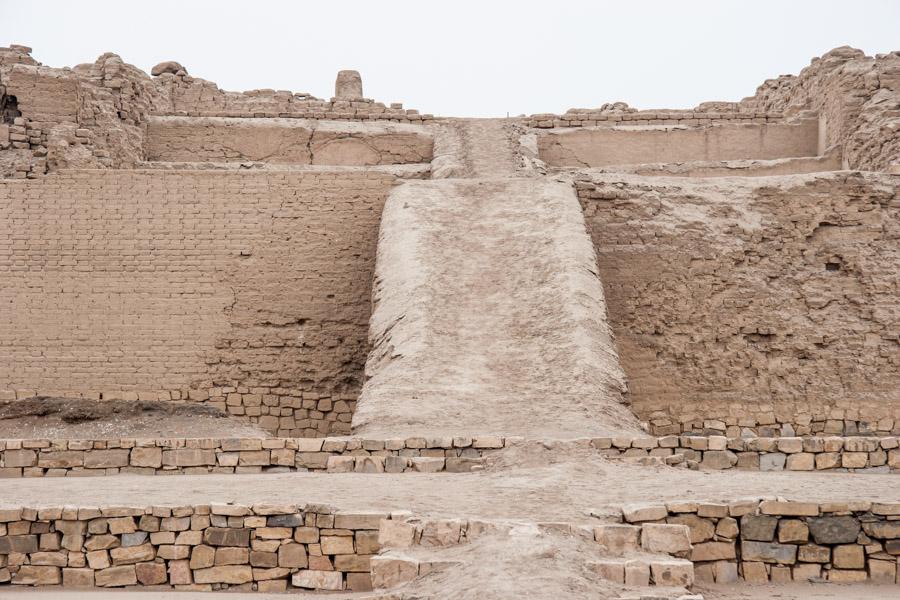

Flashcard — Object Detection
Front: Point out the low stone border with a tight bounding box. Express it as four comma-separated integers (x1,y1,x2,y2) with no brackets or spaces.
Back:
595,435,900,473
646,416,900,438
599,499,900,585
0,503,394,591
0,436,505,477
1,435,899,477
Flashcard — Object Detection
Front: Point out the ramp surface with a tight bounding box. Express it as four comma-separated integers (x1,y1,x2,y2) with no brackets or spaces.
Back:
353,178,641,438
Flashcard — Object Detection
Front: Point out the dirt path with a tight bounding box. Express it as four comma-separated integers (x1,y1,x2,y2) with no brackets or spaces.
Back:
353,179,639,438
3,450,898,520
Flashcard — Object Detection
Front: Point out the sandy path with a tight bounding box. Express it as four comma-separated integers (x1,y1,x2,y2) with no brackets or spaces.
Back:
353,179,639,438
3,452,898,520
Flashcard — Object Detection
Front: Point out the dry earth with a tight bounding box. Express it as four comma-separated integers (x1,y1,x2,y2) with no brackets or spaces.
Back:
2,447,898,518
0,397,269,438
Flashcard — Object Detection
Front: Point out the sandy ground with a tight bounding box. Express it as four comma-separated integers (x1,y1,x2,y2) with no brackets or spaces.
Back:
2,447,898,518
0,397,269,439
354,178,640,439
698,582,900,599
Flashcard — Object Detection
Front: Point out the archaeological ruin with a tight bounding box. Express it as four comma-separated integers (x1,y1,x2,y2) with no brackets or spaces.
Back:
0,43,898,599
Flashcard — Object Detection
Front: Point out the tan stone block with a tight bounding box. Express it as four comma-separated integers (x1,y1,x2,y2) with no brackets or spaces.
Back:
778,519,809,544
770,565,792,583
253,567,290,581
84,535,118,551
30,551,67,566
690,541,736,561
792,563,821,581
190,545,216,569
815,452,841,469
95,565,137,587
86,549,111,570
419,519,462,547
797,544,830,563
215,546,248,565
649,558,693,586
321,535,355,555
842,452,868,468
777,437,803,453
110,543,155,565
759,501,818,517
714,560,738,583
278,542,308,568
106,517,136,535
592,560,625,583
832,544,865,569
193,565,253,584
641,523,691,554
335,554,373,572
130,447,162,468
786,452,814,470
715,517,739,539
668,514,714,543
156,544,189,560
38,451,83,468
827,568,867,582
378,520,416,549
868,559,897,583
168,559,192,585
742,561,768,583
12,565,60,585
294,526,320,544
135,561,167,585
622,504,667,523
346,571,373,591
84,450,130,468
62,567,94,587
293,568,344,590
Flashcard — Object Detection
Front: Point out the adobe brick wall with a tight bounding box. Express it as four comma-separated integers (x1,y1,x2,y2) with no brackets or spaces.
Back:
0,169,396,436
576,171,900,434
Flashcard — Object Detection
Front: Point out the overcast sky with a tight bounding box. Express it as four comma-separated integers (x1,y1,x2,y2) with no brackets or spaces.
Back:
2,0,898,117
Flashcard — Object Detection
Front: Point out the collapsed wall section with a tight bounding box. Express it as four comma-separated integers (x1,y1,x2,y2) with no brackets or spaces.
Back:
576,171,900,436
354,178,641,438
0,169,395,436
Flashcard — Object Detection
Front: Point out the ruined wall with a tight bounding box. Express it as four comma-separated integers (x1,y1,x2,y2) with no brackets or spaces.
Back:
576,171,900,435
145,117,434,165
740,47,900,171
0,170,395,436
538,118,820,168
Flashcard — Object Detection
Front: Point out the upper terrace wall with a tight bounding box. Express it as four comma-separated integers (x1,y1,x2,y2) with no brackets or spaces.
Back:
538,118,820,168
576,171,900,436
144,117,434,166
0,170,394,436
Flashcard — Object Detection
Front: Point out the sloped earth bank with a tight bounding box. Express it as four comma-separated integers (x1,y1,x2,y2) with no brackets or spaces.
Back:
0,397,269,438
354,178,640,439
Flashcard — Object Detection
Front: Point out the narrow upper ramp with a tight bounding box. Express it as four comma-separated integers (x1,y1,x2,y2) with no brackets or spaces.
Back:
353,178,641,438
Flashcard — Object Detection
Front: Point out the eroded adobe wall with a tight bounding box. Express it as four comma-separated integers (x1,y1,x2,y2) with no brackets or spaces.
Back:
576,171,900,435
537,117,820,168
740,47,900,171
144,117,434,165
0,170,395,436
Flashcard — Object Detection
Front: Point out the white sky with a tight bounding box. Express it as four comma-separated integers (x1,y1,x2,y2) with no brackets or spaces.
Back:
2,0,898,117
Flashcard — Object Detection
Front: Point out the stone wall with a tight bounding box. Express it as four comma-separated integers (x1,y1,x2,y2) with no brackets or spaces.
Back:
538,117,820,167
576,171,900,434
527,109,784,129
145,117,434,165
0,436,502,477
606,499,900,584
0,169,395,436
0,503,391,591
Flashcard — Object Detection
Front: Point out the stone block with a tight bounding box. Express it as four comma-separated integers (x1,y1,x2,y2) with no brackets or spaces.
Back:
592,560,625,583
335,554,373,572
130,447,162,468
321,535,355,555
649,559,693,586
215,546,248,565
808,516,860,545
168,559,192,585
62,567,94,587
135,561,167,585
786,452,814,470
832,544,865,569
203,527,250,547
701,450,737,469
293,568,344,590
714,560,739,583
827,568,868,582
641,523,691,554
190,545,216,569
759,501,818,517
193,565,253,584
4,450,36,467
12,565,60,585
741,515,778,541
110,543,155,565
0,534,38,554
84,450,130,468
624,560,649,586
668,514,715,544
690,541,736,562
37,451,83,468
278,542,308,568
741,561,768,583
95,565,137,587
741,540,797,564
797,543,830,563
792,563,821,581
622,504,667,523
759,452,786,471
346,571,373,591
869,559,897,583
778,519,809,544
862,521,900,539
379,520,416,549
